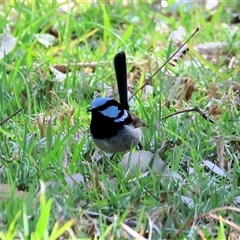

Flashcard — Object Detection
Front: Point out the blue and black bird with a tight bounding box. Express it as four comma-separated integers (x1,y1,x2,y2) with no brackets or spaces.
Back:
88,51,146,153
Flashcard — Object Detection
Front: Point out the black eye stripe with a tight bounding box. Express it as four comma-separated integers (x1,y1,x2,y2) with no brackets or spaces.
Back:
116,109,127,119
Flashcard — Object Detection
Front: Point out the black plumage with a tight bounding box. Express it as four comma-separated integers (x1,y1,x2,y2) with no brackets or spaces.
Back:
89,99,132,139
88,52,146,153
114,51,129,111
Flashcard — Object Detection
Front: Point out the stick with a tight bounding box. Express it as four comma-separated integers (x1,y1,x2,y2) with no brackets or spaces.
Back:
162,106,214,123
0,109,22,125
128,28,199,101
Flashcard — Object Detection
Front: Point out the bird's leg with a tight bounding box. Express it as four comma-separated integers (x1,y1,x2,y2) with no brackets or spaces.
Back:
137,142,143,150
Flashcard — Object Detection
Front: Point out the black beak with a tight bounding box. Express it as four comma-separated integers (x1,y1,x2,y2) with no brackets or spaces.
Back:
87,107,92,112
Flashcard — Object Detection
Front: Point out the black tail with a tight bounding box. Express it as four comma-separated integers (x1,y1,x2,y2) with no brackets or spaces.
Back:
114,51,129,110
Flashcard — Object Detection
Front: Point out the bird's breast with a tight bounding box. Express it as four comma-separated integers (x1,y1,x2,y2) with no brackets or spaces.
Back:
92,124,142,153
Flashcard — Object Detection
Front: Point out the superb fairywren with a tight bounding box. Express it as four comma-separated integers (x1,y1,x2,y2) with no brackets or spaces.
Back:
88,51,146,153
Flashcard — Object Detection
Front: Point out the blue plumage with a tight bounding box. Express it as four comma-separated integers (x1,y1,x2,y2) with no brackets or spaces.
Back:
91,97,112,109
114,110,128,122
99,105,121,118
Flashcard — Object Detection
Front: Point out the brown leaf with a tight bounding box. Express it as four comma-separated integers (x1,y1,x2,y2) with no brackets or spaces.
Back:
128,65,142,84
36,114,45,138
216,136,225,169
53,65,68,74
206,83,221,98
73,216,98,238
164,99,171,108
206,104,222,117
184,78,195,102
178,78,196,102
45,26,59,38
58,106,74,125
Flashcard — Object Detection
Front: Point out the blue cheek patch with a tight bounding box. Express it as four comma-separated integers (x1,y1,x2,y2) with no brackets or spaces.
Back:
100,106,120,118
91,97,112,109
114,110,128,122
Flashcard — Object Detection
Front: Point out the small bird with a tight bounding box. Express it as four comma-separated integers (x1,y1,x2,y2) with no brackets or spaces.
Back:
88,51,146,153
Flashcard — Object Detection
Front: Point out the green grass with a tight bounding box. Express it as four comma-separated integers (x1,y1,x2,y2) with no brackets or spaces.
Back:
0,1,240,239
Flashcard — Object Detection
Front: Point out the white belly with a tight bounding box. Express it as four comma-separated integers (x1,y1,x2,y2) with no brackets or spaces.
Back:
92,125,142,153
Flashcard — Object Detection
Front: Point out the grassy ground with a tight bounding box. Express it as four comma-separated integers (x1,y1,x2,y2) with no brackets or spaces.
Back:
0,1,240,239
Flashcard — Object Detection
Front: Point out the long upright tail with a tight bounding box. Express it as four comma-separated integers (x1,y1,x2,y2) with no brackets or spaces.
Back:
114,51,129,110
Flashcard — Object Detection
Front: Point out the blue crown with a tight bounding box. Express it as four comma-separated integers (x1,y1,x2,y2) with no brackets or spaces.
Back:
91,97,112,109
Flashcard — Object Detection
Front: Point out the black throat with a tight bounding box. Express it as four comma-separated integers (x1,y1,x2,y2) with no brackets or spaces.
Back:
90,100,132,139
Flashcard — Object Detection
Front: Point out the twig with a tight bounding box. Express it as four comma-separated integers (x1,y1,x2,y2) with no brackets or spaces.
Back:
171,206,240,240
0,108,22,126
162,106,214,123
143,187,159,201
129,28,199,101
